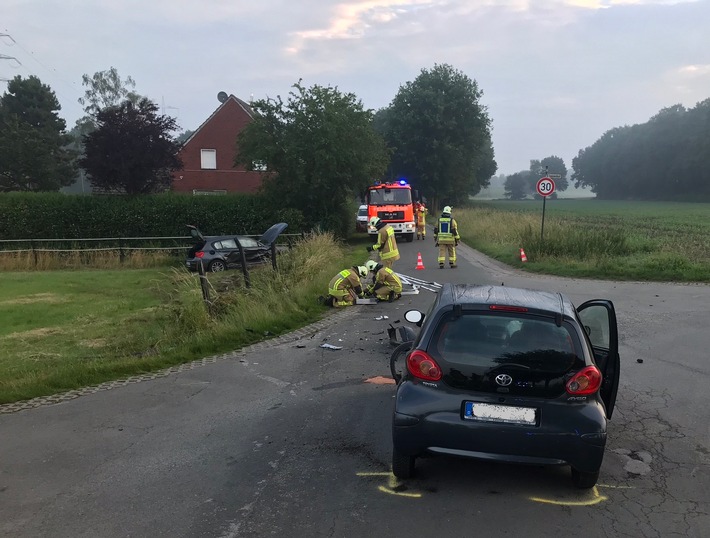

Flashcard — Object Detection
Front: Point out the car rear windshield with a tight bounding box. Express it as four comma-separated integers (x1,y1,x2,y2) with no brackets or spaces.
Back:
427,312,586,396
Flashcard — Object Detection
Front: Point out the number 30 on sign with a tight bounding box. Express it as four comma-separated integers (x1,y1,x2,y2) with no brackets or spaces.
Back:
536,177,555,197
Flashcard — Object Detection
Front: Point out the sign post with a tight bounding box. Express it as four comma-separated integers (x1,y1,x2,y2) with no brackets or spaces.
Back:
536,174,556,245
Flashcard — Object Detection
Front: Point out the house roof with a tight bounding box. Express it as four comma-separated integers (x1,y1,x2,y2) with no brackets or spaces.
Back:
180,94,255,148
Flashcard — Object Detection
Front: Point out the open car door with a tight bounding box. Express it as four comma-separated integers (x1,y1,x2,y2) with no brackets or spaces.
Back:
186,225,205,242
577,300,620,419
259,223,288,246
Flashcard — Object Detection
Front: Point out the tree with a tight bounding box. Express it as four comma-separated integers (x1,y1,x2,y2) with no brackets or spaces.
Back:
504,172,530,200
176,129,194,145
80,98,182,194
375,64,496,209
235,82,390,237
78,67,141,126
0,75,77,192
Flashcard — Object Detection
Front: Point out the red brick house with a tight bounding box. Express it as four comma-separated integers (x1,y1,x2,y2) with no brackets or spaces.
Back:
172,94,264,194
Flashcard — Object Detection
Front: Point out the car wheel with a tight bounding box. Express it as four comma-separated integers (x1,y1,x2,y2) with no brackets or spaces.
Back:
405,233,415,242
392,447,415,479
571,467,599,489
208,260,227,272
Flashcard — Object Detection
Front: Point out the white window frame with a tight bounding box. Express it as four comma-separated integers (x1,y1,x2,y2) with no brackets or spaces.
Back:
200,149,217,170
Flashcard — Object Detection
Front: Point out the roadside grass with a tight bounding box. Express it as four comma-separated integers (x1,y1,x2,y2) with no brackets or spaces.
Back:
457,200,710,282
0,248,181,271
0,232,362,404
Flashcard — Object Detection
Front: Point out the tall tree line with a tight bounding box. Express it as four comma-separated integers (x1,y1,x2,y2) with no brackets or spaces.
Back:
572,99,710,200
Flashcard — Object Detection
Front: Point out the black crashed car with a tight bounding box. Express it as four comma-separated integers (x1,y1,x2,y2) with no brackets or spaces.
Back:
185,223,287,272
392,283,620,488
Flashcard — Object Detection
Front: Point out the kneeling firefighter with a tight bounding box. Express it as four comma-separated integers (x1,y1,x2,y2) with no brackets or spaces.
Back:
364,259,402,302
324,265,369,307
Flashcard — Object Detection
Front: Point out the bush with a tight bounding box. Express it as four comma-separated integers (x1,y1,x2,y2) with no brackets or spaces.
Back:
0,192,305,239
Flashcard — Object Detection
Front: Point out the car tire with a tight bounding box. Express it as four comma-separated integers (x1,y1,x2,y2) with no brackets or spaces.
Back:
405,233,415,242
208,260,227,272
392,447,415,479
571,467,599,489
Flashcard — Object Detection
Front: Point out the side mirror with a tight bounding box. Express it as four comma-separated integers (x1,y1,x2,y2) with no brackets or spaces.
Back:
404,310,424,325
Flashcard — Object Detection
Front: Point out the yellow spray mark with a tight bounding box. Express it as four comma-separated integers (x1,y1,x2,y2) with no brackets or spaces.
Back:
356,472,423,498
597,483,635,489
530,486,607,506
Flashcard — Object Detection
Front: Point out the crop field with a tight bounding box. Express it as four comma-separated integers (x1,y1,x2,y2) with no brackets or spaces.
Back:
457,199,710,282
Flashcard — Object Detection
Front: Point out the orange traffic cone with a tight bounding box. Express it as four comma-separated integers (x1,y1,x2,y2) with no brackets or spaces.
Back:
415,252,425,270
519,248,528,263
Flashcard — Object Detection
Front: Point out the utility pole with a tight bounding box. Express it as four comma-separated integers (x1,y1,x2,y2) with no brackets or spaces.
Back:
0,33,20,82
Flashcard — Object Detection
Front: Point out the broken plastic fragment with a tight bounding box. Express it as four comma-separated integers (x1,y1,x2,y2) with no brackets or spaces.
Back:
320,343,343,350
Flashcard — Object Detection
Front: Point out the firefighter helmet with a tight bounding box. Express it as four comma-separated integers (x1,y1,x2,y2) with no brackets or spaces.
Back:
443,206,452,214
369,216,381,228
365,260,378,272
357,266,369,278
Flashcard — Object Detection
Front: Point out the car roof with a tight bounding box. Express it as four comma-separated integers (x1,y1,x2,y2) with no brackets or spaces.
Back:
435,283,577,320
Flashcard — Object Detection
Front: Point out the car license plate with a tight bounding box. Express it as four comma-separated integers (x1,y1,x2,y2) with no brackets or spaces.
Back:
464,402,537,426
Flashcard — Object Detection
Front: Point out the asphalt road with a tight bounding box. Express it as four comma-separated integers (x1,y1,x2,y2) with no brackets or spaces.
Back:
1,238,708,537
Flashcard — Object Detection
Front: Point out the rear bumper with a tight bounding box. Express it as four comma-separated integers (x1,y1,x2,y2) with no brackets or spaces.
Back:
393,384,608,473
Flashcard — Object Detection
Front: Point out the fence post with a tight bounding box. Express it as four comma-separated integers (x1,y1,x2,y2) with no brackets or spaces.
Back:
30,239,37,267
119,238,125,263
234,237,251,288
271,242,277,271
197,260,212,314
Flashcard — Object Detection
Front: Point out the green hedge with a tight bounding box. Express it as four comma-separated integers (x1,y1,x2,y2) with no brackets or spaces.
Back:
0,192,305,240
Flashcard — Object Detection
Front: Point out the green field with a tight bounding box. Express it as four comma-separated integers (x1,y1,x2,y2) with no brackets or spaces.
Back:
457,199,710,282
0,233,359,404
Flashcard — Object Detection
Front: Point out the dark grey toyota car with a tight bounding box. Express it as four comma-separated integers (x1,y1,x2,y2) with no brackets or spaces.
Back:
392,283,620,488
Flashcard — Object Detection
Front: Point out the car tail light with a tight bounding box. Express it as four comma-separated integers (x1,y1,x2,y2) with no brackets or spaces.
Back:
566,365,602,395
407,350,442,381
195,251,205,258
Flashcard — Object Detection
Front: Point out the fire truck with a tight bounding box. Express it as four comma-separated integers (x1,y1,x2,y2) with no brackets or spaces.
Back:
366,179,416,242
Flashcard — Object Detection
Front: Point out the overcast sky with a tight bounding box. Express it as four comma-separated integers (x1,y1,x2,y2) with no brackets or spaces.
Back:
2,0,709,175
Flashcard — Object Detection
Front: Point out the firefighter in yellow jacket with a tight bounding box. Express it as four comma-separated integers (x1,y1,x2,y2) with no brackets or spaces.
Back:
364,260,402,302
433,206,460,268
322,265,369,307
366,217,400,269
415,202,428,240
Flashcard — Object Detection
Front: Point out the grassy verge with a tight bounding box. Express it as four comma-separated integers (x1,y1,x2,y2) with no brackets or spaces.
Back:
457,200,710,282
0,232,366,404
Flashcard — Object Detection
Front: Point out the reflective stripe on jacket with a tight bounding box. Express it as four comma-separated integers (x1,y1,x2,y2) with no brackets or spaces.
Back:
328,269,362,295
375,267,403,293
374,225,400,261
436,217,459,244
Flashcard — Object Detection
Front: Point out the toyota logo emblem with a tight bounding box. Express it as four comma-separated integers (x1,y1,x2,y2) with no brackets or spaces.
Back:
495,374,513,386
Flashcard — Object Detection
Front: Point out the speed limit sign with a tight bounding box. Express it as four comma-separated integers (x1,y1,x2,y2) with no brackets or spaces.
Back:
536,177,555,197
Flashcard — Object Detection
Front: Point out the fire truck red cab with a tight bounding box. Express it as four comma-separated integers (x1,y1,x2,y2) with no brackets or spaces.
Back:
366,179,416,242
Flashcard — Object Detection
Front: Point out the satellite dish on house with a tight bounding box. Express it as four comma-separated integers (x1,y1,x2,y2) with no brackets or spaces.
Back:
217,91,228,103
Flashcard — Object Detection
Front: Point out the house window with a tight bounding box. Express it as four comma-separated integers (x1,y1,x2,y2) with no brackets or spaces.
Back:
200,149,217,169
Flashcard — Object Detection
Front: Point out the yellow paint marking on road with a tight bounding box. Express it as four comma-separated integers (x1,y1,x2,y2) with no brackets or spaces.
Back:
530,486,607,506
378,485,422,498
357,471,423,498
597,484,635,489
